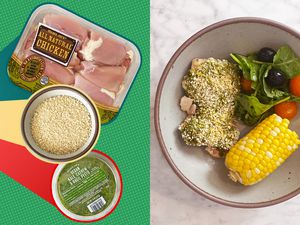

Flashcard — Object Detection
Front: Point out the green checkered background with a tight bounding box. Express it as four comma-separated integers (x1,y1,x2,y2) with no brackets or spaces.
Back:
0,0,149,224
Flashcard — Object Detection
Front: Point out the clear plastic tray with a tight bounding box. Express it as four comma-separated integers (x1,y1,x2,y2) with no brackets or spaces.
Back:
7,4,141,123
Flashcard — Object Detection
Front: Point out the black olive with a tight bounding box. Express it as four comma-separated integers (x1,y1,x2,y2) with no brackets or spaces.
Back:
257,47,276,62
265,68,287,88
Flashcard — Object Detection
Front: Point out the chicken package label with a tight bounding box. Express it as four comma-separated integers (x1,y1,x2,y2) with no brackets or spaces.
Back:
7,4,141,124
31,23,78,66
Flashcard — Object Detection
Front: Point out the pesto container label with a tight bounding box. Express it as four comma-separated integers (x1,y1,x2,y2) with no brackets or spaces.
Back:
57,156,116,216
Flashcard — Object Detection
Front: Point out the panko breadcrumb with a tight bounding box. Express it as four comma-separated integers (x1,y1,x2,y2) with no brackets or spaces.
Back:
179,58,240,156
31,95,92,155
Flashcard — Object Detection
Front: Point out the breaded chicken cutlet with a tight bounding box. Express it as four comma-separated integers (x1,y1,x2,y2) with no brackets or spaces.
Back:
179,58,240,157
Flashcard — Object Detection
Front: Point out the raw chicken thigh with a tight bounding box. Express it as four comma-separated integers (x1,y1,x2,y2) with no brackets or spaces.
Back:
80,31,127,66
21,14,133,108
79,61,126,92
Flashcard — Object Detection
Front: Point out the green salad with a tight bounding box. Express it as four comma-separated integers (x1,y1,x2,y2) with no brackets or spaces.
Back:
231,45,300,125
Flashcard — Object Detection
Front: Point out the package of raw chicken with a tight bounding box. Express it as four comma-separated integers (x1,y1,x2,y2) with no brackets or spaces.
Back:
7,4,141,123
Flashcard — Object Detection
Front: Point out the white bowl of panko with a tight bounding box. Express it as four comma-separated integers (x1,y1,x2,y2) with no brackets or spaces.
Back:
21,85,100,164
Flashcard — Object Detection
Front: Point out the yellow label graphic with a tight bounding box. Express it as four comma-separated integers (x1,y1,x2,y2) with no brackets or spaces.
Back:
20,55,45,82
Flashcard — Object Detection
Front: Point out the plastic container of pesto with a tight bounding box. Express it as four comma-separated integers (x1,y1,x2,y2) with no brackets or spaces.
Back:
52,150,122,222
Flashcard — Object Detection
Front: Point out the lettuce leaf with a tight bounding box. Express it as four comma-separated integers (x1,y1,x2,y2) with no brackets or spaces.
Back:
261,65,288,99
273,45,300,78
236,94,290,126
230,53,259,82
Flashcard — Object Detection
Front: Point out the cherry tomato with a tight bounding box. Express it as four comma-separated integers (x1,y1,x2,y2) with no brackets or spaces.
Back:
290,75,300,97
274,101,298,120
240,77,252,93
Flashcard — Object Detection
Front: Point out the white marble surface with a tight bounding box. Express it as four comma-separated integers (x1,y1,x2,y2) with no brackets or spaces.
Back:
150,0,300,224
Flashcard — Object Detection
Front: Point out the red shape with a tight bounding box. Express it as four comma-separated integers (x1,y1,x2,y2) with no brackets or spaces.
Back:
0,139,123,223
0,139,57,204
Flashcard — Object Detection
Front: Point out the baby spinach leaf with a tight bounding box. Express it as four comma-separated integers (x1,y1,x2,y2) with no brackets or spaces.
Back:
230,53,259,82
236,94,289,125
273,45,300,78
261,65,288,99
253,64,268,97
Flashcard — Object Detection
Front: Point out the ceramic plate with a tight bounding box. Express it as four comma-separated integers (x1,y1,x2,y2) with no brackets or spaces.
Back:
155,18,300,207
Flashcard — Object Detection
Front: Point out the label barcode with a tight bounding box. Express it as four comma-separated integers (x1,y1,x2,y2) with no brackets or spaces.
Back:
87,196,106,213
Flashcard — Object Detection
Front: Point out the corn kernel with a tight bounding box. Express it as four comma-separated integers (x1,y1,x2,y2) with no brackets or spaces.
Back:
245,148,251,154
266,151,273,159
270,130,277,137
274,127,281,133
239,145,245,150
245,143,254,149
254,168,261,174
248,139,255,144
257,138,263,144
273,139,280,146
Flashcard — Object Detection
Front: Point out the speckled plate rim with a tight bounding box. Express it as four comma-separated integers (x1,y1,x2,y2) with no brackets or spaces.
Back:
154,17,300,208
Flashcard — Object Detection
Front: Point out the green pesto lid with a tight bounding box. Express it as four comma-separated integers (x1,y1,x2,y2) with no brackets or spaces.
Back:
52,151,122,222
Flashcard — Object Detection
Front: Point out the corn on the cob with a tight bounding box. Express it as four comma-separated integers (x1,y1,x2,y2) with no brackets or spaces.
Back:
225,114,300,186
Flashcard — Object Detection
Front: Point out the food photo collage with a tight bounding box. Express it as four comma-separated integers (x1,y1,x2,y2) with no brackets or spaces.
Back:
1,0,300,224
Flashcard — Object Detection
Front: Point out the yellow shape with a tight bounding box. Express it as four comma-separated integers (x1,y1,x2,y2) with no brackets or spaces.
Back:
0,100,27,146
